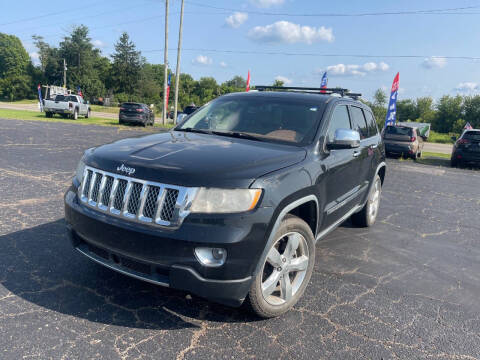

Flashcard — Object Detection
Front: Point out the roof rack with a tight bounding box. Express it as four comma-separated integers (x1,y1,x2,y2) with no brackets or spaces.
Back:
255,86,362,100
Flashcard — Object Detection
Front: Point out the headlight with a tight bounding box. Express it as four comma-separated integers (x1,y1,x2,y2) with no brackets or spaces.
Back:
190,188,262,213
75,159,86,184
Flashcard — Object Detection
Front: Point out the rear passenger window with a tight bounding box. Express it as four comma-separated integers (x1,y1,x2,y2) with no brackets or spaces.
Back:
326,105,351,142
363,110,378,137
350,106,368,139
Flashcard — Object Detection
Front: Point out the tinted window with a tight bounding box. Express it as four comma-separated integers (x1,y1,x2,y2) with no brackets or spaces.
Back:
122,103,142,109
385,126,412,136
67,95,78,102
364,109,378,137
350,106,368,139
463,131,480,141
178,97,323,144
326,105,351,142
54,95,66,101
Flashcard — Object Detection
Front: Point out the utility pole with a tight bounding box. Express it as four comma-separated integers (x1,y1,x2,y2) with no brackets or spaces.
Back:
173,0,185,125
63,59,67,89
162,0,169,126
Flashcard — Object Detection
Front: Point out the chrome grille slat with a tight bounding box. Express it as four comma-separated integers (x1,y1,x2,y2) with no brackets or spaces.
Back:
87,172,98,205
78,166,197,228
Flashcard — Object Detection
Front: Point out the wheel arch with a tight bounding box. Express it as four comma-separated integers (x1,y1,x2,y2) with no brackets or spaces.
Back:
253,195,319,277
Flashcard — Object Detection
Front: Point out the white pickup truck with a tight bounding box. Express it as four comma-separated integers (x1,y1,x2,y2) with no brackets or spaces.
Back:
44,94,91,120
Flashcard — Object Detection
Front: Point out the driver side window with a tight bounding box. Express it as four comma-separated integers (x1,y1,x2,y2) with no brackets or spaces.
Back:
326,105,351,143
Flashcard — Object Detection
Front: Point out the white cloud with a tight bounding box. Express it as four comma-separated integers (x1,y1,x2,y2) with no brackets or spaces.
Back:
421,56,447,69
192,55,213,66
321,62,390,77
219,61,228,68
275,75,292,85
248,21,334,44
250,0,284,8
455,82,478,92
29,52,40,65
92,39,106,48
225,12,248,28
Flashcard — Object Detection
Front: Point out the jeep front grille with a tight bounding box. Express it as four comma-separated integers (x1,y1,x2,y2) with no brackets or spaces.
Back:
79,166,197,228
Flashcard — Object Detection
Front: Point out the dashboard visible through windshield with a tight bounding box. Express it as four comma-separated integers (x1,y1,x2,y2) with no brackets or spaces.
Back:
176,96,324,145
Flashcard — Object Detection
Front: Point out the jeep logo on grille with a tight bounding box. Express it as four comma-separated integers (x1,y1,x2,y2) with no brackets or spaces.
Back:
117,164,136,175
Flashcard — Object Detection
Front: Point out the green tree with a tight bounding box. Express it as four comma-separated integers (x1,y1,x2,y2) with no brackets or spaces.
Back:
272,79,284,87
223,76,246,89
462,95,480,129
373,88,387,107
369,88,387,127
58,25,106,98
397,99,418,122
0,33,30,78
111,32,142,97
434,95,463,133
0,33,33,100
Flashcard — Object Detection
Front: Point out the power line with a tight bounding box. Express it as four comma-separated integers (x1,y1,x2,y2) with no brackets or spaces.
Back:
140,48,480,61
0,0,106,27
185,1,480,17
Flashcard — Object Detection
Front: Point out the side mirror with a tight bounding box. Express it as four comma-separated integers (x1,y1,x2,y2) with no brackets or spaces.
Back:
451,136,457,141
327,129,361,150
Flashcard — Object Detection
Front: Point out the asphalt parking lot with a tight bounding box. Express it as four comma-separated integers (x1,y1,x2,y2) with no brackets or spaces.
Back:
1,118,480,359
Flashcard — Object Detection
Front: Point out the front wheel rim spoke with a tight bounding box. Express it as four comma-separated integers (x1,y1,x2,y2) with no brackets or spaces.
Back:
287,255,308,273
266,247,282,267
285,233,301,259
262,272,281,297
280,275,293,301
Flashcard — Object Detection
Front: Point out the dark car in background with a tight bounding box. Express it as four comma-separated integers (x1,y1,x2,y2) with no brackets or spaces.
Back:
383,125,424,159
183,105,198,115
451,129,480,167
119,103,154,126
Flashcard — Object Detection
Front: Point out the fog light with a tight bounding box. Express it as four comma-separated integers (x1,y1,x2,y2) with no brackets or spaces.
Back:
194,247,227,267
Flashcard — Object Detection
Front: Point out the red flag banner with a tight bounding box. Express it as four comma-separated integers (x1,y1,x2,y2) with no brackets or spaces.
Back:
246,70,251,92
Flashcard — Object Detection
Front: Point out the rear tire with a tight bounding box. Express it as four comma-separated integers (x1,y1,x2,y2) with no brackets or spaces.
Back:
247,214,315,318
351,174,382,227
45,112,53,118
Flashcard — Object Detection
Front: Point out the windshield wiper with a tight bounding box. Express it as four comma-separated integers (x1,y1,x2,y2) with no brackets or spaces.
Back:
177,127,213,135
210,131,265,142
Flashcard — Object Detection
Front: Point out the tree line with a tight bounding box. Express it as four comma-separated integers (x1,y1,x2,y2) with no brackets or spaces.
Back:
364,89,480,134
0,25,248,111
0,25,478,132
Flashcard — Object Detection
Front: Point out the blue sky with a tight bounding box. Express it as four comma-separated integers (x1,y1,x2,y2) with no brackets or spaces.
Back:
2,0,480,101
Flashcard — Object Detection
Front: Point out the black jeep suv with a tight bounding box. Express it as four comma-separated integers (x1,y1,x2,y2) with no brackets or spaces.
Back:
65,87,386,318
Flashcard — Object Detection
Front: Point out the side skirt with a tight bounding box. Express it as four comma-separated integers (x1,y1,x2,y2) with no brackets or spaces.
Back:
315,204,362,243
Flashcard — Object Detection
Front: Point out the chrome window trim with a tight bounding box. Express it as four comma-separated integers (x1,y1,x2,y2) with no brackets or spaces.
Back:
78,166,198,229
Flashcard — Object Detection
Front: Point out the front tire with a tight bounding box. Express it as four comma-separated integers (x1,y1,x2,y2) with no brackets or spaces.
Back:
247,214,315,318
45,112,53,118
85,109,91,118
71,109,78,120
351,174,382,227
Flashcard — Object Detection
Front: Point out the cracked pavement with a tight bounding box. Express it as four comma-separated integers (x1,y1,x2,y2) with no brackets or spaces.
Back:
1,118,480,359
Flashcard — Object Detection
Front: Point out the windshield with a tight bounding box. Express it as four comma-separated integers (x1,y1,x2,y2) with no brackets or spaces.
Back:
176,96,323,144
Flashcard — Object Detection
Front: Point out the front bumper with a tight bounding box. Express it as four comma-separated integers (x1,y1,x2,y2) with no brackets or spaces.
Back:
64,186,273,306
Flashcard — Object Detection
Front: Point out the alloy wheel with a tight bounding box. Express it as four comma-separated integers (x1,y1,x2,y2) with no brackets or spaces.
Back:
261,232,309,306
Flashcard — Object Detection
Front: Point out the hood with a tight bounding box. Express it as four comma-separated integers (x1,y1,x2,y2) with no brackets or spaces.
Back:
85,131,307,188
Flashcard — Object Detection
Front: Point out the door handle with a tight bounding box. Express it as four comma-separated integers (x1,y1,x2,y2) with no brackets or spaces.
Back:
353,151,360,158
